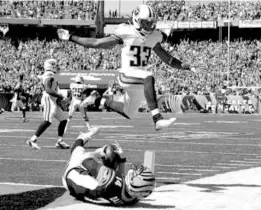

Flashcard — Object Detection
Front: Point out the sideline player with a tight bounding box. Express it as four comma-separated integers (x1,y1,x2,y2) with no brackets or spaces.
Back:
57,4,203,131
66,74,100,132
62,130,156,206
10,74,27,122
27,59,70,150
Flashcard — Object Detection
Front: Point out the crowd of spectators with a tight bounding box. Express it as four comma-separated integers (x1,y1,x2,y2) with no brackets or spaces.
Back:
0,0,97,20
147,0,261,21
1,33,261,98
1,0,261,21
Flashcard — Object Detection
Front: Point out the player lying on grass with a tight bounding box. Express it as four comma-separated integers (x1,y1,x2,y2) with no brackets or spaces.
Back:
63,129,156,206
58,4,205,131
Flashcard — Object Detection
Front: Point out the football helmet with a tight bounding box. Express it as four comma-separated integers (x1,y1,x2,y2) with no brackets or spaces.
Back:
132,4,157,35
75,75,84,84
125,164,156,199
44,59,60,73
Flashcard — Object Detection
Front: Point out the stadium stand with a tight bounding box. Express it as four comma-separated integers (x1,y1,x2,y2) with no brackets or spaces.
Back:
0,0,261,113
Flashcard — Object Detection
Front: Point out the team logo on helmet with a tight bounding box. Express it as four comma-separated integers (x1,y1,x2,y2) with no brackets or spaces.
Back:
132,5,157,35
125,163,156,199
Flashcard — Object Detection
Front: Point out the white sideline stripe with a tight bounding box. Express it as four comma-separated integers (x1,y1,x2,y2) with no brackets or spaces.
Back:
0,182,61,188
158,171,202,176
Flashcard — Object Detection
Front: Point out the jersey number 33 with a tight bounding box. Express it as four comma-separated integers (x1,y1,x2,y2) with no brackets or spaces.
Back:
130,45,151,67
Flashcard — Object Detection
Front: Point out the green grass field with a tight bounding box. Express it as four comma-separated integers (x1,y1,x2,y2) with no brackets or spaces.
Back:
1,111,261,209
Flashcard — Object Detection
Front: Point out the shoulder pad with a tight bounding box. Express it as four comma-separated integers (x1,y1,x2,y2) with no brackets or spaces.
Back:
113,23,134,40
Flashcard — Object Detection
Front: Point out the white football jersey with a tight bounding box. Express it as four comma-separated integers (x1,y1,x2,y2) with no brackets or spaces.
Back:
113,24,162,73
70,83,87,100
42,71,59,101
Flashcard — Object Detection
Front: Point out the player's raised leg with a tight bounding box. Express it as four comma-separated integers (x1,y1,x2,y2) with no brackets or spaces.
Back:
144,75,176,130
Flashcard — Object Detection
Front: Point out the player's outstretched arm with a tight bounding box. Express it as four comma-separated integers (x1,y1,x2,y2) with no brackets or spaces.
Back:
153,42,192,71
57,29,121,49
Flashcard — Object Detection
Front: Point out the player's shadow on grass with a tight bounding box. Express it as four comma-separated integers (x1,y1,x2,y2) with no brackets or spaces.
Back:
83,198,175,209
0,187,66,210
133,201,176,209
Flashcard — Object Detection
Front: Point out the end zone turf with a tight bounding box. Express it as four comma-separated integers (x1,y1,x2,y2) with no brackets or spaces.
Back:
2,167,261,210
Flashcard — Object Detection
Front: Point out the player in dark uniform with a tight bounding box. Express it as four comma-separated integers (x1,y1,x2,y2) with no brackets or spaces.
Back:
62,131,156,206
10,74,27,122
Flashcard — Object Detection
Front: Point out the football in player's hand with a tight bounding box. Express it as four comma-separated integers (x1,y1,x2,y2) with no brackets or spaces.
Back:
102,144,126,169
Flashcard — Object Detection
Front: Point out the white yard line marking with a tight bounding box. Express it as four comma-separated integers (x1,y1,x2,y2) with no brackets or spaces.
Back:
230,160,261,164
155,177,180,180
71,125,133,128
0,157,237,171
1,134,261,147
0,157,67,162
155,164,237,169
0,143,261,156
0,182,61,188
245,158,261,161
205,121,248,124
177,169,219,172
158,172,202,176
216,163,254,166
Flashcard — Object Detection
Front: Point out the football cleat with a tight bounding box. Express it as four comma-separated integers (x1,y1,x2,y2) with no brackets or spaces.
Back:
77,127,100,145
27,140,41,150
155,117,176,131
0,108,5,114
55,140,70,149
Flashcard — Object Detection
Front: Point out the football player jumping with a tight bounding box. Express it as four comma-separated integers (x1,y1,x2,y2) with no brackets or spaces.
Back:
27,59,70,150
63,129,156,206
58,4,202,130
66,74,100,132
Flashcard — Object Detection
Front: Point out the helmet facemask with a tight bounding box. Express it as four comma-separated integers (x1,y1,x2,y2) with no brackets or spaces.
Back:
132,5,157,35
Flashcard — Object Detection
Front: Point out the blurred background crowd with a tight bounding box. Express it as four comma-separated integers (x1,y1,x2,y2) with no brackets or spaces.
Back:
1,37,260,96
1,0,261,20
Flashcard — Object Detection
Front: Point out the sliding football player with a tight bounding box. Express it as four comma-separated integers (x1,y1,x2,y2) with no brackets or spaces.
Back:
63,130,155,206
